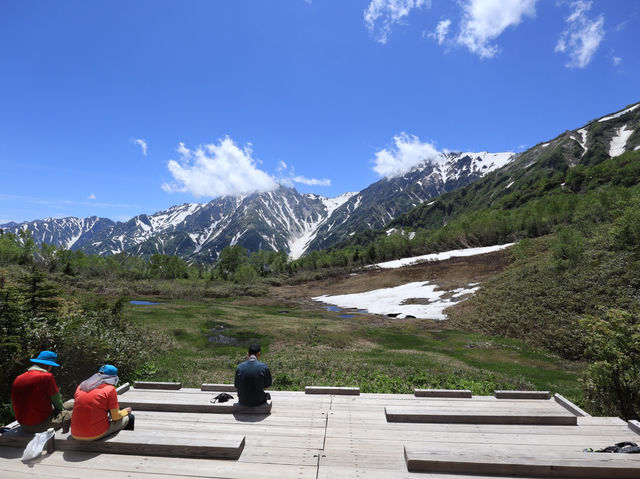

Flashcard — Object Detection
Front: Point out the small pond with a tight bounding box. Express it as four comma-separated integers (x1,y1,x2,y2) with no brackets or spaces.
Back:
129,300,162,305
323,305,368,319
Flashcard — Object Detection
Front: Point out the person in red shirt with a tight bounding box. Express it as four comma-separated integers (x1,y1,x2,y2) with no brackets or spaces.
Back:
71,364,133,441
11,350,73,432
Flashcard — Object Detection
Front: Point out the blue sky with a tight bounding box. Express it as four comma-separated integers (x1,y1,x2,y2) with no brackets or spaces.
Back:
1,0,638,223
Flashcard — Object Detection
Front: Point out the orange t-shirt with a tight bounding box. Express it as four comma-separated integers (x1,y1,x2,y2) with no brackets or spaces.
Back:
71,383,120,439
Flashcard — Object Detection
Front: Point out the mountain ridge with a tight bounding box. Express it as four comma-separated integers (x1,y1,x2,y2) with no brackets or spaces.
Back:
3,101,638,261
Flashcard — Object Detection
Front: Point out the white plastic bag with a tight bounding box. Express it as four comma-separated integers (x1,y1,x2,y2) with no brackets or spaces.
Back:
21,428,55,462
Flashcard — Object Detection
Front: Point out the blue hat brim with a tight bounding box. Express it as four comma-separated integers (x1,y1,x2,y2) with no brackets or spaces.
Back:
30,358,60,367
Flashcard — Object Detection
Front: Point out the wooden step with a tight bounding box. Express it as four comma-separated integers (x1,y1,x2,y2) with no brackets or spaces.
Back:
119,396,273,414
201,383,237,392
404,445,640,478
495,390,550,399
133,381,182,390
54,430,245,459
414,389,472,398
305,386,360,396
385,407,577,425
0,425,54,453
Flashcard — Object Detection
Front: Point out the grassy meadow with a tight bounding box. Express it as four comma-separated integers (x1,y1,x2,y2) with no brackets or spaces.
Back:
125,295,585,404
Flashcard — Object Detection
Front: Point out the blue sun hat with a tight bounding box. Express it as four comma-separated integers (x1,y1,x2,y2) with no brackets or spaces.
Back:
30,350,60,367
99,364,118,376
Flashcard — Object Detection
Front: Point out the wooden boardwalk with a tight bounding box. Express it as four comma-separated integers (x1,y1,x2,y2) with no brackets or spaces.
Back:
2,386,639,478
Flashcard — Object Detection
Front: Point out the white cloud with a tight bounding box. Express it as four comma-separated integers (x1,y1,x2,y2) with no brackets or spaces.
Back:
457,0,537,58
276,161,331,187
364,0,431,44
292,176,331,186
130,138,148,156
88,193,96,200
429,19,451,45
612,56,622,66
372,133,441,178
555,1,604,68
162,137,278,198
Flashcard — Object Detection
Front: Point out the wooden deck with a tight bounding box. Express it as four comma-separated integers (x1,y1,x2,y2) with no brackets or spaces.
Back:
2,386,639,478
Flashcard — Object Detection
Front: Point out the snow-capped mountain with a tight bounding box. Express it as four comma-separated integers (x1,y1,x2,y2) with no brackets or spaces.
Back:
389,101,640,232
304,150,515,251
1,151,513,261
0,216,116,250
3,101,637,261
79,188,357,262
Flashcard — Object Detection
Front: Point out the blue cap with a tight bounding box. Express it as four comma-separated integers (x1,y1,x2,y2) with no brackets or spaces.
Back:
99,364,118,376
30,350,60,367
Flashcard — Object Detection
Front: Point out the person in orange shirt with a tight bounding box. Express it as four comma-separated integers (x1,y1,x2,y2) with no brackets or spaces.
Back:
71,364,134,440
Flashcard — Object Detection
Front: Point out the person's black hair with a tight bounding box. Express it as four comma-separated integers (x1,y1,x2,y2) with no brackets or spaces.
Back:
248,344,261,355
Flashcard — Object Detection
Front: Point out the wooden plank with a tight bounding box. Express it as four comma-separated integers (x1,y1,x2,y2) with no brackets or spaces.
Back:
629,420,640,436
385,407,577,425
555,393,590,417
201,383,237,392
305,386,360,395
0,447,319,478
414,389,472,398
116,382,130,395
119,397,273,414
0,425,54,454
404,445,640,478
53,430,245,460
133,381,182,390
495,390,550,400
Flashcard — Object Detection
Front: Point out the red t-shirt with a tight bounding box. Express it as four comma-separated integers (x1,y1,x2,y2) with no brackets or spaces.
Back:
11,369,59,426
71,383,119,439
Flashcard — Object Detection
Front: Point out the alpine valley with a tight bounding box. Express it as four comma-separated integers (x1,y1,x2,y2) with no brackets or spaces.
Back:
2,102,639,262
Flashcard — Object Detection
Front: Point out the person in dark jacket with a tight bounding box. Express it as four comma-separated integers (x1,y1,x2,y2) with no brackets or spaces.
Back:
234,344,272,406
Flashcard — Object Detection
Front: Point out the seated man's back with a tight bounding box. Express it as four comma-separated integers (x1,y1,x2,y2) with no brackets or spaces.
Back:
234,344,272,407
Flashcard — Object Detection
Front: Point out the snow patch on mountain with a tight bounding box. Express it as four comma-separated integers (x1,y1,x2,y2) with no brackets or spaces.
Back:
149,203,202,231
609,124,634,157
288,192,356,259
599,104,639,122
314,281,480,320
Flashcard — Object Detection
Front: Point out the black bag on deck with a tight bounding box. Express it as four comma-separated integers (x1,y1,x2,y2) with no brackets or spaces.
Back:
211,392,234,403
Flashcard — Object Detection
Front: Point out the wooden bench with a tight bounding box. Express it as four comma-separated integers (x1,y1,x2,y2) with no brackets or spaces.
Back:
133,381,182,390
0,425,55,453
0,425,244,460
404,445,640,477
414,389,472,398
495,390,551,399
555,393,590,417
55,430,245,459
305,386,360,395
119,397,273,414
201,383,237,392
385,407,577,425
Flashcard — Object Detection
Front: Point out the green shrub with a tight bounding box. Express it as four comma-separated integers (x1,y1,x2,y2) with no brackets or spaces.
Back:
580,310,640,419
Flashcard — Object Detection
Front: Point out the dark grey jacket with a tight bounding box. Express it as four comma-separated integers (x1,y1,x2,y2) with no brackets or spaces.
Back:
234,356,272,406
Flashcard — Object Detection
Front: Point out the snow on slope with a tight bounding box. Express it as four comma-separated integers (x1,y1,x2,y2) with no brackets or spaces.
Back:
288,192,356,259
149,203,202,231
599,104,639,122
313,243,516,320
371,243,514,269
609,124,634,157
314,281,479,320
440,151,515,182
